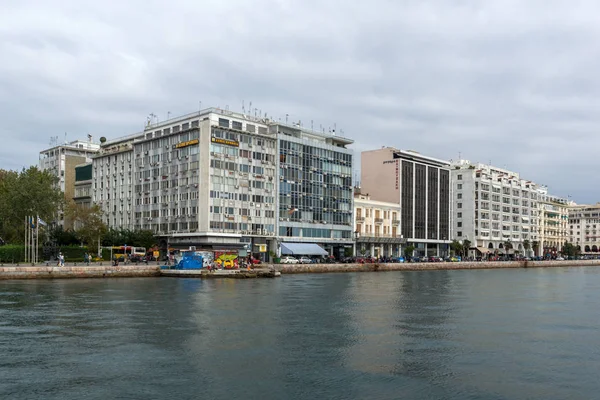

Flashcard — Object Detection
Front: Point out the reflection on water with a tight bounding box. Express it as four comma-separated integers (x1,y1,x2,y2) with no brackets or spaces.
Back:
1,268,600,399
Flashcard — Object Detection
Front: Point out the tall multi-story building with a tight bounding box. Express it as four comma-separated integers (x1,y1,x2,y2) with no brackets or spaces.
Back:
73,163,93,230
361,148,451,257
274,122,354,259
353,188,404,258
569,203,600,254
92,134,139,230
537,188,569,257
449,160,540,257
39,138,100,226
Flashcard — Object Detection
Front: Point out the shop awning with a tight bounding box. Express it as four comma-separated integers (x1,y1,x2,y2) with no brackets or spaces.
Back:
280,243,328,256
474,246,491,254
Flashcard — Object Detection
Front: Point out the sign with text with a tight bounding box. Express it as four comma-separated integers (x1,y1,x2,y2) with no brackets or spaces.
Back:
175,139,199,149
211,137,239,147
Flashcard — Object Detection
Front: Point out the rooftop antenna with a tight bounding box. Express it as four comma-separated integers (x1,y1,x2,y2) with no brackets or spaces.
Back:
199,101,202,111
458,151,461,159
64,132,67,144
286,114,289,124
249,101,252,113
311,120,314,130
254,108,257,117
242,100,245,113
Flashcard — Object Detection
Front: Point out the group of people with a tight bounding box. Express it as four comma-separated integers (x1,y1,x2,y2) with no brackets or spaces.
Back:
55,252,93,267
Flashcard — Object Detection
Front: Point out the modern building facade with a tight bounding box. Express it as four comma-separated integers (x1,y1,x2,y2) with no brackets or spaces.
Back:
84,107,353,261
449,160,540,257
353,189,404,258
39,138,100,227
274,122,354,259
361,148,450,257
569,203,600,254
537,188,569,257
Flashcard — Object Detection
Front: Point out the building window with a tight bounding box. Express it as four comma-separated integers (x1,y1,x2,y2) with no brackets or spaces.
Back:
457,183,462,189
457,231,463,237
457,212,462,218
457,203,462,209
218,118,229,128
457,222,462,227
457,193,462,199
457,174,462,180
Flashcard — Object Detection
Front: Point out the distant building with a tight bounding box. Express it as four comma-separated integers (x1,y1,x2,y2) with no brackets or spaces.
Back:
73,163,93,229
361,148,451,257
568,203,600,254
450,160,541,258
537,188,570,257
39,138,100,227
353,189,405,258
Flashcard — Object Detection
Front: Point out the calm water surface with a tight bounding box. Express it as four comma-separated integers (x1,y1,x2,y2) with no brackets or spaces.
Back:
1,267,599,399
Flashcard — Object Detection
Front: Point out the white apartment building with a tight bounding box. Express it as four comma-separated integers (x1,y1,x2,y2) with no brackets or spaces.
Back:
39,138,100,226
450,160,540,257
569,203,600,254
353,189,404,258
361,148,451,257
537,188,569,257
91,109,279,260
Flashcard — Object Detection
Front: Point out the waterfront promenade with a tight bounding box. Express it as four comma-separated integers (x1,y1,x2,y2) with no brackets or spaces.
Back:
1,259,600,280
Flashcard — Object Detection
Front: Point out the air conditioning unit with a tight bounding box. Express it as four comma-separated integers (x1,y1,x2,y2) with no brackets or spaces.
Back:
144,151,148,155
250,202,254,206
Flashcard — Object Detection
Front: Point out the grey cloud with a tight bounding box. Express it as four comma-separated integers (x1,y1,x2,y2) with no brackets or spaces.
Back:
1,0,600,202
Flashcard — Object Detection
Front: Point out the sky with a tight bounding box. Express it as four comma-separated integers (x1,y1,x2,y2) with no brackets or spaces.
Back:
1,0,599,203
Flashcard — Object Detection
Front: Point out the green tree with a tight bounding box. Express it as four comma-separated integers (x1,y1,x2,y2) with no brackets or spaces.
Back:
403,245,415,260
503,240,513,254
462,239,472,257
532,240,540,256
561,242,580,258
0,167,63,243
450,240,463,256
132,230,157,250
65,201,107,249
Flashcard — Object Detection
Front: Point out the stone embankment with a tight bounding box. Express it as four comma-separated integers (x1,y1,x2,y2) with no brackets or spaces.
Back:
0,265,160,280
273,259,600,274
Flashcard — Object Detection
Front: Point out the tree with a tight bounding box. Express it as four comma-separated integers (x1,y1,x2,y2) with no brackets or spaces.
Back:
0,167,63,244
450,240,463,256
133,230,157,250
523,239,531,256
532,240,540,256
403,245,415,260
65,201,107,249
462,239,472,258
562,242,580,258
503,240,513,255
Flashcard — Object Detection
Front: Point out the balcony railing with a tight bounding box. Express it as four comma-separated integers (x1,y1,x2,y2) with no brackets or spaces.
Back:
375,218,384,224
356,217,365,222
392,219,400,225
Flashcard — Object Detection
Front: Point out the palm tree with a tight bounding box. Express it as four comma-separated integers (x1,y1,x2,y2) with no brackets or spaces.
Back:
462,239,472,258
503,240,513,258
523,239,531,257
532,240,540,257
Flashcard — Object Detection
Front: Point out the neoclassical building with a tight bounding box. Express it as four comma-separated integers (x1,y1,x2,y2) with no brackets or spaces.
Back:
569,203,600,254
537,188,570,257
353,189,405,258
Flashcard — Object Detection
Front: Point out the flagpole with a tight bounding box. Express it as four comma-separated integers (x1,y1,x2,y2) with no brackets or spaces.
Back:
36,215,39,264
24,216,28,263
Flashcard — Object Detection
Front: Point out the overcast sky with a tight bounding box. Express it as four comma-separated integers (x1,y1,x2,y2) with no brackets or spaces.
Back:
1,0,599,203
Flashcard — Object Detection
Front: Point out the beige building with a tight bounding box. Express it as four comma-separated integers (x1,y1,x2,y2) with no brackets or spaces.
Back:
39,138,100,227
537,188,569,257
353,190,405,258
569,203,600,254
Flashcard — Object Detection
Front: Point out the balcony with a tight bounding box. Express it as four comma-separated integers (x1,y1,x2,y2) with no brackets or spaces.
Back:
375,218,384,224
356,216,365,222
392,219,400,225
356,233,407,244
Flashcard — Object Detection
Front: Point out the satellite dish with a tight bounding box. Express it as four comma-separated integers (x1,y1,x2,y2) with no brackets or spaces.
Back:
100,137,107,143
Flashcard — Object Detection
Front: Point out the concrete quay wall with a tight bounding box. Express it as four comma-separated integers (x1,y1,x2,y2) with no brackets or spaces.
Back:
274,259,600,274
0,265,160,280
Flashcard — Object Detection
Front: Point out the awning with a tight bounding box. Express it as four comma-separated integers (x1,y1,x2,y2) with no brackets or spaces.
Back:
280,243,328,256
473,246,491,254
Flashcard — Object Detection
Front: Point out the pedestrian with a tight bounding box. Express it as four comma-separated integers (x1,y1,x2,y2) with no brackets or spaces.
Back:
59,253,65,267
84,252,89,266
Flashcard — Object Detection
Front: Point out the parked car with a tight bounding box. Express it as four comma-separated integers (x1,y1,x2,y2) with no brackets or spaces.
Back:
280,256,299,264
298,256,312,264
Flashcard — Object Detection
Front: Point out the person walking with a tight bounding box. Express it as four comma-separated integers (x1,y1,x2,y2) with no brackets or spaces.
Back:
84,252,89,266
59,253,65,267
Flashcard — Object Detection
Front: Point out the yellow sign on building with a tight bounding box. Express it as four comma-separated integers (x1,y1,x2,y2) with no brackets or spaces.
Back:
257,244,267,253
175,139,199,149
211,137,239,147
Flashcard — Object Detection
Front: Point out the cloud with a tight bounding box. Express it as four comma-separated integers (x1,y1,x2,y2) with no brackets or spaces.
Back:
1,0,599,202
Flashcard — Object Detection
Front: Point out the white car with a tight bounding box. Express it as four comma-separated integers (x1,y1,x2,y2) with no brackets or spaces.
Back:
556,257,565,261
298,256,312,264
280,256,299,264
